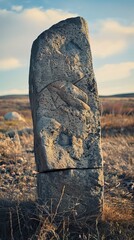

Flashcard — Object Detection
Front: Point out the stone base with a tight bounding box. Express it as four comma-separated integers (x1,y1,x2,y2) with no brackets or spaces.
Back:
37,169,103,220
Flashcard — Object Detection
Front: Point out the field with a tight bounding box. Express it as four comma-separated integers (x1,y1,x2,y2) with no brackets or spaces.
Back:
0,95,134,239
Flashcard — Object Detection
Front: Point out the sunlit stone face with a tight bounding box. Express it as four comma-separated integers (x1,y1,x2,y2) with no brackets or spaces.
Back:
29,16,102,172
35,80,96,170
29,16,104,218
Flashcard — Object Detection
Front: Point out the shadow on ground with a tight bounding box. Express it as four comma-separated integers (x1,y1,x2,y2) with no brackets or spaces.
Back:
0,199,134,240
0,200,39,240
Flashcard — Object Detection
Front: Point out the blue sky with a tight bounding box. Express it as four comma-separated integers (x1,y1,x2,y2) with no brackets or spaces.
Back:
0,0,134,95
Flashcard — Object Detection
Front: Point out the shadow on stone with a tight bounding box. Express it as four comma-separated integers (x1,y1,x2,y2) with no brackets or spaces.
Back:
0,199,102,240
0,199,39,240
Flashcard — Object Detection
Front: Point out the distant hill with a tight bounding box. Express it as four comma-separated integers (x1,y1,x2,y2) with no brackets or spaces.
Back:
100,93,134,98
0,93,134,99
0,94,28,99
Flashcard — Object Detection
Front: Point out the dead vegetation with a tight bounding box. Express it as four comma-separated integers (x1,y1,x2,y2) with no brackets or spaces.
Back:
0,96,133,239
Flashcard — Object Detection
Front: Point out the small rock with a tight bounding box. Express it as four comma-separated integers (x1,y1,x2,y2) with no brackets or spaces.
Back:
17,158,23,164
4,112,25,121
0,168,6,174
18,128,33,136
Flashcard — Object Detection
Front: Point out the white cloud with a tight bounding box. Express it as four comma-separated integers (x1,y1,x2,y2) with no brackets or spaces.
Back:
0,58,22,70
101,20,134,35
0,7,76,71
95,62,134,82
0,7,133,69
90,20,134,58
11,5,23,12
91,39,126,58
0,7,134,96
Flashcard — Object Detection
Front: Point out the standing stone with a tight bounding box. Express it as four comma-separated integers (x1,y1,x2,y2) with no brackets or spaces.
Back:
29,16,104,218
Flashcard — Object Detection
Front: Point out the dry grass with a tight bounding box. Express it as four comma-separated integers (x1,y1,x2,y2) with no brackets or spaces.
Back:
0,97,31,117
0,96,133,239
0,96,32,133
100,97,134,115
103,202,133,222
101,114,134,129
0,133,36,202
0,134,22,159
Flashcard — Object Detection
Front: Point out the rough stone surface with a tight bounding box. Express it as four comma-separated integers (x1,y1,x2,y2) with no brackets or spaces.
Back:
37,169,104,217
4,112,24,121
29,16,102,172
29,16,104,218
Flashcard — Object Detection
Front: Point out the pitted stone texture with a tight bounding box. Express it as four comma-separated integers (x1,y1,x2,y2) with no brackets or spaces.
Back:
29,16,102,172
37,169,104,218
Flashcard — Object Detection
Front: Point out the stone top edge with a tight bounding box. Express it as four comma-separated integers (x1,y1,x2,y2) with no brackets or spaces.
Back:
49,16,86,30
33,16,87,43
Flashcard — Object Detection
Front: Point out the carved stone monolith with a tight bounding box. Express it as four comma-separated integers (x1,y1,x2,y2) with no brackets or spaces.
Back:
29,16,104,219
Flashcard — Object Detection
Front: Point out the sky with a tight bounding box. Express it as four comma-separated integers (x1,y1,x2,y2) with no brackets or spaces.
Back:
0,0,134,96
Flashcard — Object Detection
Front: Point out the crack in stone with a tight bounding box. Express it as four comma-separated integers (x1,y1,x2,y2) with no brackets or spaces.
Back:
38,167,102,174
73,74,86,85
37,74,88,95
37,81,55,95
